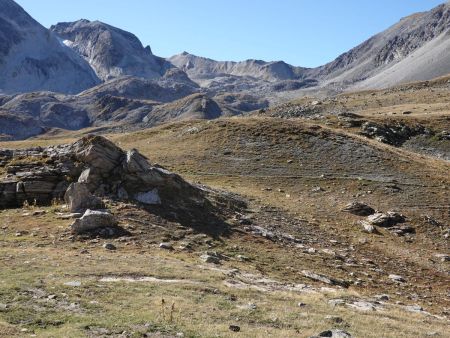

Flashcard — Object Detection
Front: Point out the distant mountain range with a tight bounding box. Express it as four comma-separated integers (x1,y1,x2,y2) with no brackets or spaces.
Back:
0,0,449,140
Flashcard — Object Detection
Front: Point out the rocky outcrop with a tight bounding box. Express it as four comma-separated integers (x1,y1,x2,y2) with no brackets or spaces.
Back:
0,145,76,207
360,122,427,146
0,136,208,211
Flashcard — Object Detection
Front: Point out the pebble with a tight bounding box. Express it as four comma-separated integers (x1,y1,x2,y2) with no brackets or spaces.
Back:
103,243,117,251
159,242,173,250
388,274,405,283
229,325,240,332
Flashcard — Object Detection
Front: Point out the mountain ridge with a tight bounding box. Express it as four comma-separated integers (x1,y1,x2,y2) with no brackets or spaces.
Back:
0,0,450,141
0,0,100,94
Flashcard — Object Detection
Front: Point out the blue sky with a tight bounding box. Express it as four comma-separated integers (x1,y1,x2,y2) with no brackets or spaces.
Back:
16,0,445,67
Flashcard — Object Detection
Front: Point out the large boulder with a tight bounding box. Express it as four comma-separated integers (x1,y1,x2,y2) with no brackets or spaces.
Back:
70,209,118,234
72,136,124,174
64,183,103,212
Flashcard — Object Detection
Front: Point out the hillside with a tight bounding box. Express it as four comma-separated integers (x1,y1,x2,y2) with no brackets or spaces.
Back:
0,113,448,337
309,2,450,88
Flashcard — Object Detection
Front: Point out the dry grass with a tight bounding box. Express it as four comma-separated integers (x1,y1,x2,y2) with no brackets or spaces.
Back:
0,206,448,337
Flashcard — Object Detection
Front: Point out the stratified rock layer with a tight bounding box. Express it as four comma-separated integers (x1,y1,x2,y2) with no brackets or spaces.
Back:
0,135,206,209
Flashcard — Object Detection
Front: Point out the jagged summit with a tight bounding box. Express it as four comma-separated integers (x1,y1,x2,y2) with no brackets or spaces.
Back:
0,0,100,94
169,52,307,82
51,19,172,81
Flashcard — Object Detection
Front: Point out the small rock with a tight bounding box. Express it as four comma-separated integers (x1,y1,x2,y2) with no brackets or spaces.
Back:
311,329,352,338
348,301,377,311
374,294,390,301
236,255,250,262
229,325,240,332
178,242,193,251
434,254,450,262
56,213,83,220
360,221,376,233
200,254,221,264
367,212,405,227
388,274,405,283
389,224,415,236
103,243,117,251
404,304,425,313
302,270,349,288
64,281,81,287
159,242,173,250
342,202,375,216
325,315,344,323
328,299,345,307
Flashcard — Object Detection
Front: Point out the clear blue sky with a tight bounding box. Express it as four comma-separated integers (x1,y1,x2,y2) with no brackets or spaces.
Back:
15,0,445,67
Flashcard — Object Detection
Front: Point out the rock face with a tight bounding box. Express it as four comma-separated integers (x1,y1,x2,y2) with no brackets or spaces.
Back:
64,183,103,212
0,0,100,94
0,136,208,211
0,145,75,208
50,19,171,81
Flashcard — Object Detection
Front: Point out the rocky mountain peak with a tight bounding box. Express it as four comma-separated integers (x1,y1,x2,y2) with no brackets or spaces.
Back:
0,0,100,94
51,19,171,81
